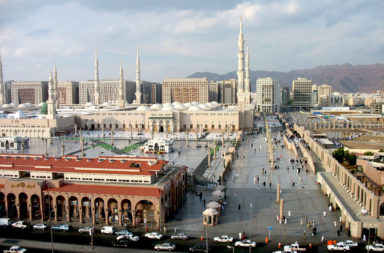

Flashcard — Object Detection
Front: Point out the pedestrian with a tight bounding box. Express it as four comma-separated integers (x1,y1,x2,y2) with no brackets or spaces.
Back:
269,182,272,188
203,199,206,205
323,211,326,217
334,221,337,227
337,230,340,236
238,204,241,210
263,181,266,187
340,225,342,232
288,210,291,217
321,236,324,244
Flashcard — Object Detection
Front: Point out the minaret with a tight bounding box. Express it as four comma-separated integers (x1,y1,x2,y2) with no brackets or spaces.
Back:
94,49,100,105
0,53,5,105
47,71,56,119
134,48,142,104
244,46,251,104
237,17,245,94
54,63,59,108
118,59,125,108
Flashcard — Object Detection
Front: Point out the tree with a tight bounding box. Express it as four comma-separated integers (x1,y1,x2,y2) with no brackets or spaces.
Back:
332,147,345,163
347,153,356,165
364,151,374,156
40,103,47,115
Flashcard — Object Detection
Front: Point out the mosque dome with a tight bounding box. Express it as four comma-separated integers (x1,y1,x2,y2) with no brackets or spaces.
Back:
174,104,186,111
199,104,209,110
172,101,182,106
183,102,192,108
102,102,112,106
137,105,150,111
85,102,94,107
150,104,162,111
188,105,201,111
191,101,200,106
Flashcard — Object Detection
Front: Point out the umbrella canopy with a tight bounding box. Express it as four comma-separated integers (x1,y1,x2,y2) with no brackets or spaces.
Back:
207,201,221,209
215,185,226,191
212,190,223,196
203,208,218,216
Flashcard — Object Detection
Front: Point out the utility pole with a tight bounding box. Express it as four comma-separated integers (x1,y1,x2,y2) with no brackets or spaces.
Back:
205,224,208,253
249,202,252,253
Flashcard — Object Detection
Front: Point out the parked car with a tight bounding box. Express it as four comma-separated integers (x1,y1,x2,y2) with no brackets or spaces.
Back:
344,240,358,248
3,245,27,253
101,226,115,234
78,227,94,234
32,223,48,230
51,224,70,232
112,238,130,248
144,232,163,239
327,242,350,251
115,229,132,236
154,243,176,251
366,243,384,252
0,218,12,227
171,233,188,240
189,243,208,252
234,239,257,247
116,234,140,242
213,235,233,243
11,221,27,230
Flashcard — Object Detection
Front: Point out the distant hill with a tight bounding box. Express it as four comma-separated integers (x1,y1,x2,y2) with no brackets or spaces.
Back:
188,63,384,93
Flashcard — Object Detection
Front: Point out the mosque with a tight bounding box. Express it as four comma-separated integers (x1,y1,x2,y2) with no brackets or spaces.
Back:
0,19,255,138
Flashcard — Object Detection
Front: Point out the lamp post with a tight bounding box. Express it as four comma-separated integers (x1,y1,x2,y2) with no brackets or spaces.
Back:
304,192,308,241
249,202,253,253
205,223,208,253
90,197,94,251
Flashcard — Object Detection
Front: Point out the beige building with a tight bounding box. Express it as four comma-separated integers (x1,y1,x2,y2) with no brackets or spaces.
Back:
79,80,123,105
292,77,312,110
317,84,332,102
57,81,79,105
162,78,209,104
11,81,48,105
219,79,237,104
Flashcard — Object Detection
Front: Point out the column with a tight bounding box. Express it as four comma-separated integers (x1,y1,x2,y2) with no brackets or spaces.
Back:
79,206,83,223
40,198,44,222
28,204,32,221
118,209,122,226
54,204,58,222
4,199,8,218
16,199,20,219
280,199,284,219
276,184,280,203
132,212,136,227
67,199,70,222
208,149,211,168
105,208,109,225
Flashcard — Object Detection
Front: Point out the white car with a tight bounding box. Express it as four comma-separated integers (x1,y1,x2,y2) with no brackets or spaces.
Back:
327,242,350,251
33,223,48,230
4,245,27,253
366,243,384,252
11,221,27,229
78,227,94,234
170,233,188,240
344,240,358,248
154,243,176,251
116,234,140,242
145,232,163,239
213,235,233,243
234,239,256,247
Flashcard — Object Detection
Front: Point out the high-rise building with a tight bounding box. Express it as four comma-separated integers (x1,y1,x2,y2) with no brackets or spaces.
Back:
256,77,281,113
0,53,5,105
57,81,79,105
79,80,122,105
151,83,162,104
292,77,312,110
11,81,48,105
219,79,237,104
281,87,290,106
311,84,318,107
317,84,332,102
208,81,219,102
162,78,209,104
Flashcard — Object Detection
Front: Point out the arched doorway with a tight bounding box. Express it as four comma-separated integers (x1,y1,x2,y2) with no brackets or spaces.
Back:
56,196,66,220
135,200,154,226
154,143,159,152
31,195,41,220
0,193,6,217
69,197,79,220
94,198,105,223
107,198,118,224
19,193,28,219
81,197,92,222
121,199,132,226
159,126,164,132
7,194,17,218
44,195,54,220
380,202,384,216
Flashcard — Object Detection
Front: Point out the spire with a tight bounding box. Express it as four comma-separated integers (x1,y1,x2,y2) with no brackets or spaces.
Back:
237,16,245,94
47,70,56,118
119,59,125,105
0,52,4,104
48,71,54,101
53,62,59,106
94,49,100,104
134,48,142,104
245,46,250,93
239,16,243,41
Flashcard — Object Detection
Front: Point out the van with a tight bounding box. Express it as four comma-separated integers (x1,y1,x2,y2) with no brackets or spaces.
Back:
0,218,11,227
101,226,114,234
51,224,70,232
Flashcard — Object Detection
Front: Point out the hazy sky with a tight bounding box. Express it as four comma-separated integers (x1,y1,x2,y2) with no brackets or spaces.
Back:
0,0,383,82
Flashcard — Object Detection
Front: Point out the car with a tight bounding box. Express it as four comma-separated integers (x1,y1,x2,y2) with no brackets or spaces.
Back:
32,223,48,230
234,239,257,247
145,232,163,239
3,245,27,253
51,224,70,232
213,235,233,243
101,226,114,234
116,234,140,242
112,238,130,248
154,243,176,251
115,229,132,236
366,243,384,252
327,242,350,251
78,226,94,234
11,221,27,230
189,243,208,252
344,240,358,248
171,233,188,240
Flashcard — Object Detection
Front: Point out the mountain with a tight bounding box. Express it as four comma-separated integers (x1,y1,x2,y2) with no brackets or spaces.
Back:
188,63,384,93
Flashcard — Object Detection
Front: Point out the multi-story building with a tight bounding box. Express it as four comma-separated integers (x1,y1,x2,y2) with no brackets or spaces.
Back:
57,81,79,105
255,77,281,113
0,153,187,228
208,81,219,102
11,81,48,105
292,77,312,110
319,92,344,107
219,79,237,104
151,83,162,104
162,78,209,104
311,84,318,107
79,80,122,105
317,84,332,102
281,87,290,106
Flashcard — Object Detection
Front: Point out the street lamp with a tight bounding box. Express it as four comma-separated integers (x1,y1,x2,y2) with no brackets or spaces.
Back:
249,203,253,253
